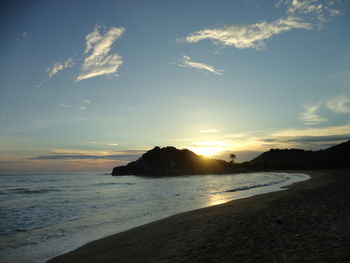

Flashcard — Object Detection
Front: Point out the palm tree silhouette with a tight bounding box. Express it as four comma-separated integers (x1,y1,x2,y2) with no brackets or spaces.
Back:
229,153,236,164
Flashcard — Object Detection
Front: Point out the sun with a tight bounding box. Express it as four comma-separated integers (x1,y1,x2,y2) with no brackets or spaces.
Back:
188,146,224,157
187,141,231,157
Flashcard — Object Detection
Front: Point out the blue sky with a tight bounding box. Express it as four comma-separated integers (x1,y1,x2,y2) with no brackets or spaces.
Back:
1,0,350,173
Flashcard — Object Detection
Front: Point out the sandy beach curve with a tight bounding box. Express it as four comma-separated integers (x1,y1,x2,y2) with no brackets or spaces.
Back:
48,170,350,263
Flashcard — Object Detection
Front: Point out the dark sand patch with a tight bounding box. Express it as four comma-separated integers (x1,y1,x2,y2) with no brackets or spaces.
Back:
48,170,350,263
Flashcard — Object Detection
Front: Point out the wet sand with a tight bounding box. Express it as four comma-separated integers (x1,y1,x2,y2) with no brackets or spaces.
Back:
48,170,350,263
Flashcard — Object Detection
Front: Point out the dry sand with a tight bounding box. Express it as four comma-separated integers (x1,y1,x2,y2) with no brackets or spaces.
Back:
48,170,350,263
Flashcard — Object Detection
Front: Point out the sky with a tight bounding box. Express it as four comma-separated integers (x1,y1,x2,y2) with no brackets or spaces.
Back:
0,0,349,173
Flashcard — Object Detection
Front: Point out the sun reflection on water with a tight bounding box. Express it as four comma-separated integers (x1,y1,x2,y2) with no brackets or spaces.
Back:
207,195,229,206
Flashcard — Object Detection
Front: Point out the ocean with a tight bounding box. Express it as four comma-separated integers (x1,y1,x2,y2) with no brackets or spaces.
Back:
0,171,309,263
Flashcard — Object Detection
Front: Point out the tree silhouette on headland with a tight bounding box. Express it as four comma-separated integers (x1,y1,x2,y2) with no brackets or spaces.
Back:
229,153,236,164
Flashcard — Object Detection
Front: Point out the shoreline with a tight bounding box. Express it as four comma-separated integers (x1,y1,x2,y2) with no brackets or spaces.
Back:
48,170,350,262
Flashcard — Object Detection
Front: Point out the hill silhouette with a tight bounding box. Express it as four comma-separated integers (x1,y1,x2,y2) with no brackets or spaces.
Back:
112,146,231,176
237,140,350,171
112,140,350,176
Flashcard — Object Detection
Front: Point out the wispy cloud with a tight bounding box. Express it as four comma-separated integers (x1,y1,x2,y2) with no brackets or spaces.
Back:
279,0,342,29
30,154,136,161
47,58,74,78
326,96,350,114
299,104,327,125
83,99,91,104
21,32,28,38
177,55,223,75
278,0,341,24
77,105,88,110
298,95,350,125
328,8,341,17
263,123,350,149
59,101,89,110
273,122,350,137
182,0,340,50
263,134,350,144
77,25,125,81
182,16,311,50
29,149,143,161
59,104,73,108
87,141,118,146
35,79,47,88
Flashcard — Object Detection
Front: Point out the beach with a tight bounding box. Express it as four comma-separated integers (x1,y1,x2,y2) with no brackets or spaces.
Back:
48,170,350,263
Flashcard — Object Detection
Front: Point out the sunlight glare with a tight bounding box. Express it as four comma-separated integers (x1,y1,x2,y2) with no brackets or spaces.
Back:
189,146,224,157
188,141,230,157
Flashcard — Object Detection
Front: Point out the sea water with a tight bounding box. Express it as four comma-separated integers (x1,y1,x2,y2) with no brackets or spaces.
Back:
0,171,309,263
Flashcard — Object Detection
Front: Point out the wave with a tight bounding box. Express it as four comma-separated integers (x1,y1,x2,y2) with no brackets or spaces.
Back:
214,177,290,194
7,188,61,194
91,182,135,186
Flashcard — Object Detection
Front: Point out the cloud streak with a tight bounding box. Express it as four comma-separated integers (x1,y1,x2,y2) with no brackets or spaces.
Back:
30,154,138,161
273,122,350,137
177,55,223,75
326,96,350,114
182,0,340,50
280,0,323,14
47,58,74,77
298,95,350,125
299,104,327,125
59,104,73,108
59,100,90,110
263,134,350,144
279,0,341,23
29,149,144,161
182,16,311,50
248,123,350,150
77,25,125,81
